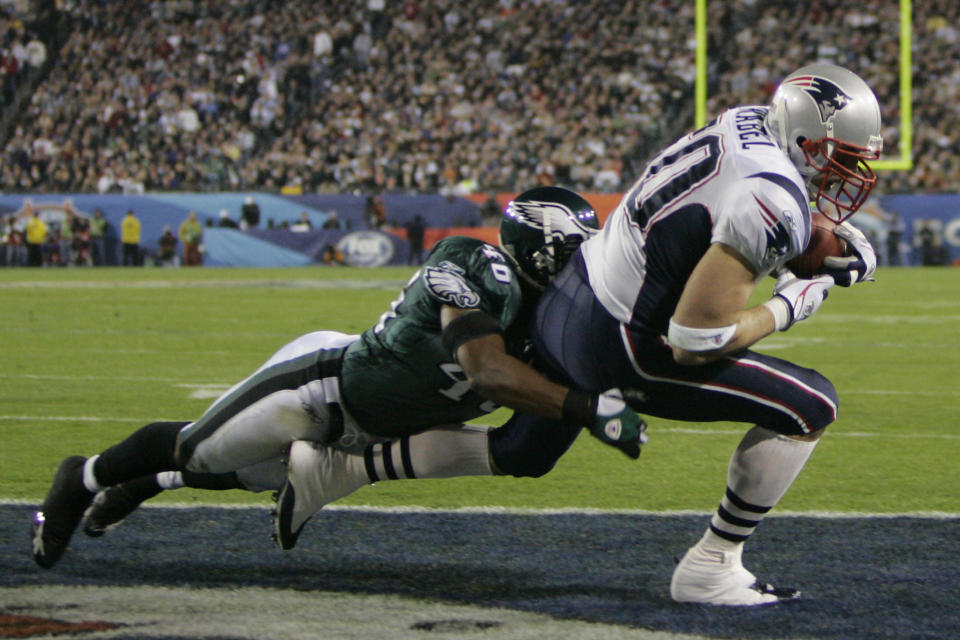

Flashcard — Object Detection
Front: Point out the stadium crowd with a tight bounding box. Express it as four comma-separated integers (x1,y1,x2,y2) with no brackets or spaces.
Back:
0,0,955,196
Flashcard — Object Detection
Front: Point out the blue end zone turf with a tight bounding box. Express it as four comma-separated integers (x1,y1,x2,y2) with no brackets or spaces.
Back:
2,504,956,638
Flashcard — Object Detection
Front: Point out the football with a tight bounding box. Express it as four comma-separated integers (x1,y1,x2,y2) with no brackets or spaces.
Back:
784,211,848,278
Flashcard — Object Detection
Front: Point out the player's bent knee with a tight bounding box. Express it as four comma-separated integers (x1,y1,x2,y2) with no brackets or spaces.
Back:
766,371,838,437
488,414,580,478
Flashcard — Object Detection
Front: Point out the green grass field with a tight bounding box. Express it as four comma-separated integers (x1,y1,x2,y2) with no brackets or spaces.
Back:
2,265,958,514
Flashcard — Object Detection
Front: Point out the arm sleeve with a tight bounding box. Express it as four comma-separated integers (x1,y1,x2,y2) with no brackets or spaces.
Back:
711,177,809,277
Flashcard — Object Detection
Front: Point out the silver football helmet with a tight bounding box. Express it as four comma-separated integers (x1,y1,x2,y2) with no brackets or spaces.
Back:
765,63,883,222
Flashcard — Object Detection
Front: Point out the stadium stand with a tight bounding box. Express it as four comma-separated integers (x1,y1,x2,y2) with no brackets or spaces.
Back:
0,1,954,196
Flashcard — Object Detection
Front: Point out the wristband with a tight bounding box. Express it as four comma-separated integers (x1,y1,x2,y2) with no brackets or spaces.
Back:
762,297,792,332
667,319,737,351
562,389,598,425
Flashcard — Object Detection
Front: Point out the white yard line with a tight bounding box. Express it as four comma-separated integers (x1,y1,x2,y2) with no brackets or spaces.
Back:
6,372,960,396
0,498,955,518
0,279,406,289
0,373,220,383
0,414,185,423
4,413,959,440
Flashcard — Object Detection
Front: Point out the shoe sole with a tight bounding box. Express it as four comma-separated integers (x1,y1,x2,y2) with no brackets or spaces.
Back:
273,480,308,551
32,456,91,569
81,491,118,538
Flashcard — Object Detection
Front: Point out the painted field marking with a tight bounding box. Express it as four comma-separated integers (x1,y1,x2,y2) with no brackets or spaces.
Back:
0,415,184,423
174,383,232,399
0,373,224,383
4,413,960,440
1,498,955,519
0,279,406,290
6,369,960,395
660,426,960,439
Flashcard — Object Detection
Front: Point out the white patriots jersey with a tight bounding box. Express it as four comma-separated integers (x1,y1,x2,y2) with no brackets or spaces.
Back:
581,105,812,335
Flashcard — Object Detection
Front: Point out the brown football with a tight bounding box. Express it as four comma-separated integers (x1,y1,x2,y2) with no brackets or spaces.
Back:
784,211,848,278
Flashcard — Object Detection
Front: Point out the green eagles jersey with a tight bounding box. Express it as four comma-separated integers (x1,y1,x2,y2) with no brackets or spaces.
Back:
340,236,531,436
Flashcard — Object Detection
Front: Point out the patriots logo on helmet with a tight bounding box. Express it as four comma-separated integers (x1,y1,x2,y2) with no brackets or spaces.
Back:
786,75,852,124
424,262,481,308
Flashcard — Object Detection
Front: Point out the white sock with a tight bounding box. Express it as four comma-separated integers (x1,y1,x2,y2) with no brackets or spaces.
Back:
82,455,103,492
705,425,818,549
364,425,492,482
156,471,185,490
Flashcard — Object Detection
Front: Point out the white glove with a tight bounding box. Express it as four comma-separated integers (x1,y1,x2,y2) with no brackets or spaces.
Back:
822,221,877,286
764,270,835,331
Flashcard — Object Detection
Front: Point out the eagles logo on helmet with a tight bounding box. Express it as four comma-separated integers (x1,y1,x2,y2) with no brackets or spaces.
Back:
498,186,600,290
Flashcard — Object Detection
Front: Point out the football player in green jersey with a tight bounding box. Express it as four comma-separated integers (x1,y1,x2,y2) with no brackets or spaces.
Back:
32,187,648,569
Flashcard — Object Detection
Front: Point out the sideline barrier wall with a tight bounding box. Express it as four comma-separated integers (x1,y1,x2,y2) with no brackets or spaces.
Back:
1,192,956,267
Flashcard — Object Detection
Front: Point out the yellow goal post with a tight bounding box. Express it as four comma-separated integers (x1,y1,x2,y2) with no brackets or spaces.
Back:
694,0,912,171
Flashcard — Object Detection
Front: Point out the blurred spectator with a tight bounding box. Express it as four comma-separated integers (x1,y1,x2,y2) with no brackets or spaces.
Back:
241,197,261,229
886,212,904,266
218,209,240,229
480,193,501,227
1,47,18,105
927,235,951,266
42,222,60,266
157,226,179,267
917,220,950,266
73,218,92,266
179,211,204,266
321,211,342,230
404,214,426,265
89,209,107,266
365,195,386,229
322,242,345,265
3,216,24,267
120,209,141,267
25,211,46,267
0,0,954,196
291,211,313,232
59,210,75,266
24,35,46,70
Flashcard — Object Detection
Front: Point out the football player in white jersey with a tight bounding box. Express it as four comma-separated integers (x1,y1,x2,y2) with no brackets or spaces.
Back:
260,63,883,607
529,63,883,605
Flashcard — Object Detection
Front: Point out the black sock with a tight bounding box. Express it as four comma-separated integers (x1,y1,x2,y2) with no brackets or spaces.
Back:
93,421,188,487
181,470,245,490
115,474,165,503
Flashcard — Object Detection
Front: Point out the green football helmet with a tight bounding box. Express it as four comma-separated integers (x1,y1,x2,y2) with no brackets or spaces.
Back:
498,186,599,290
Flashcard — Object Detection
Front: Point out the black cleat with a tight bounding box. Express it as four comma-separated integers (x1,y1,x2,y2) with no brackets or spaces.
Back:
751,581,801,602
273,479,305,551
31,456,95,569
82,476,163,537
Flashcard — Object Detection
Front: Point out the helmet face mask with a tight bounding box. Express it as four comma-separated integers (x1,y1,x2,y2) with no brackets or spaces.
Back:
802,136,880,221
498,186,599,290
765,63,883,223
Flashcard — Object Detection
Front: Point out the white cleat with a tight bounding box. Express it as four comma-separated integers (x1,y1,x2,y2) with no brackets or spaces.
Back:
273,441,368,550
670,542,800,606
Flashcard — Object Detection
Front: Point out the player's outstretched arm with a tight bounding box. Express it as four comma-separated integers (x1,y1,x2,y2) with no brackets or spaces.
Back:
442,306,646,457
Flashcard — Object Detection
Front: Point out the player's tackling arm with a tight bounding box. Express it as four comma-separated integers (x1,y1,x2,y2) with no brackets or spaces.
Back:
669,243,776,366
440,305,568,419
440,305,648,458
